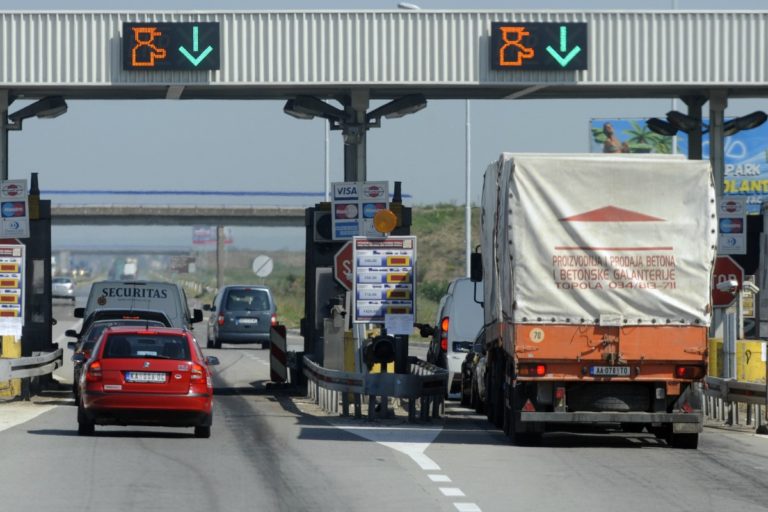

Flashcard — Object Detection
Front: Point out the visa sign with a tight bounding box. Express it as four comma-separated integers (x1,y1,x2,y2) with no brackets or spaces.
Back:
334,184,358,200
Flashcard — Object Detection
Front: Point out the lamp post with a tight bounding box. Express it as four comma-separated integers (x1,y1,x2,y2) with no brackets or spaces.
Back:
397,2,472,275
1,94,68,180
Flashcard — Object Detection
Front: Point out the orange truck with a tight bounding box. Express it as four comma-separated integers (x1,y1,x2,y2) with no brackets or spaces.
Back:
473,154,715,448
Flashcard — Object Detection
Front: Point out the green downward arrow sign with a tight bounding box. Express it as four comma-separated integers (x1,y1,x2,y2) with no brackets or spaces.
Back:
545,26,582,68
179,25,214,67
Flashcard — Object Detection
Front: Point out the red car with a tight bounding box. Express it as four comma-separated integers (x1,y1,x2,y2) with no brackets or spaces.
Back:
77,326,218,438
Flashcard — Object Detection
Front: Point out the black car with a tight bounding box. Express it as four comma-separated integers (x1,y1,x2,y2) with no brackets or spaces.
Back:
460,326,487,413
67,310,171,400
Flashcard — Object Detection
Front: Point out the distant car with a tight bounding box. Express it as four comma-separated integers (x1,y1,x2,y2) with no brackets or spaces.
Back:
460,326,487,414
205,285,277,349
76,326,218,438
425,278,484,399
68,315,170,401
52,277,76,302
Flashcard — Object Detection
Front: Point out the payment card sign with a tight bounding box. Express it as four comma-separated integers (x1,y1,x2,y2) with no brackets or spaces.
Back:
123,22,220,70
490,22,588,71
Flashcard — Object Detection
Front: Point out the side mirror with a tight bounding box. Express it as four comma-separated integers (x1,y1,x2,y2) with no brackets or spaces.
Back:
192,309,204,323
67,341,77,351
202,304,211,311
65,329,78,338
205,356,220,366
470,252,483,282
473,342,484,354
71,353,86,364
74,307,85,318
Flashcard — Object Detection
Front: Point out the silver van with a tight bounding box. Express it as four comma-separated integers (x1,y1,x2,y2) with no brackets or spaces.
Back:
75,281,203,330
205,285,277,349
426,277,484,399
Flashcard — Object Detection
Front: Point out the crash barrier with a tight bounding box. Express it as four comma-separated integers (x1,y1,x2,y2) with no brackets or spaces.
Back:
704,376,768,433
270,325,288,383
0,349,63,381
0,349,64,399
302,355,448,422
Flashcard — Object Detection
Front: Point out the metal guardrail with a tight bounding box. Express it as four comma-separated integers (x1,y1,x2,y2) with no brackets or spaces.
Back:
704,376,768,433
303,355,448,422
0,349,63,381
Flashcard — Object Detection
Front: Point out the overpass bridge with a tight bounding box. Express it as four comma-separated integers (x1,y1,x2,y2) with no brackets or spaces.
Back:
50,205,306,227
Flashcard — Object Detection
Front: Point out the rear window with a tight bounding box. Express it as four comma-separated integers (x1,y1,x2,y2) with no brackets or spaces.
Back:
84,320,165,345
225,289,270,311
103,334,190,360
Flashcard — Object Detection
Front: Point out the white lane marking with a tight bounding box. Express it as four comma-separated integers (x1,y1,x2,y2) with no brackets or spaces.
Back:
454,504,482,512
0,403,56,433
429,474,452,482
340,425,443,470
440,488,465,497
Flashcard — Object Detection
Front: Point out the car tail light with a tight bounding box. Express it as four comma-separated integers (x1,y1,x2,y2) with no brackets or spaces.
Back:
271,314,277,326
217,314,225,326
675,365,705,379
190,363,205,381
440,316,449,351
85,361,102,382
518,364,547,377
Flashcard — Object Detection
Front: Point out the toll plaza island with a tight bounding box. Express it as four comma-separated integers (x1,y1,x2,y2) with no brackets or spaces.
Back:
0,8,767,436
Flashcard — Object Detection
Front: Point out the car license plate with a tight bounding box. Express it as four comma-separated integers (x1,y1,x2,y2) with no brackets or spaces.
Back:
589,366,630,377
125,371,167,383
237,318,258,325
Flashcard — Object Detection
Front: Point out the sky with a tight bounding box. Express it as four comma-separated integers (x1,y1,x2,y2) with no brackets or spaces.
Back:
3,0,768,252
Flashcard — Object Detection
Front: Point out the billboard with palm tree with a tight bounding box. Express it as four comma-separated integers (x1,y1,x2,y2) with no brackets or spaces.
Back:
590,118,768,214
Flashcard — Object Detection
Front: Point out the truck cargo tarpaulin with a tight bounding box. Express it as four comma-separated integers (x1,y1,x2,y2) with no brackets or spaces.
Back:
496,154,716,326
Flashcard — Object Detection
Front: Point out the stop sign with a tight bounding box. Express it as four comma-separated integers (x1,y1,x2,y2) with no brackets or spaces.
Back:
712,256,744,306
334,241,354,291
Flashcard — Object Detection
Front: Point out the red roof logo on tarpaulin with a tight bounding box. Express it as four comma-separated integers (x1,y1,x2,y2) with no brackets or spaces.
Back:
560,206,665,222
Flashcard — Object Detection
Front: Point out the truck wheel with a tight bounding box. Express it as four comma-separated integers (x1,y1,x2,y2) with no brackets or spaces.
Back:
670,433,698,449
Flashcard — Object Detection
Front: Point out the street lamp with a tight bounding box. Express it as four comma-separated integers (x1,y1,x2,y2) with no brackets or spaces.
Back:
2,95,68,180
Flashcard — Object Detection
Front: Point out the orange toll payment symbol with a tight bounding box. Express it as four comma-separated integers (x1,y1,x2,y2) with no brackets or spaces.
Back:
131,27,168,67
498,26,535,67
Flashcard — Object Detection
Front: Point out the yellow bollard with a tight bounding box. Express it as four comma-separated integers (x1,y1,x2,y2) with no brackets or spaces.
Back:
0,335,22,397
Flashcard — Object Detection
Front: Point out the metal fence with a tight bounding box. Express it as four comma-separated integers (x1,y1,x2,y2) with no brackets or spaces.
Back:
303,355,448,422
0,349,63,381
704,376,768,434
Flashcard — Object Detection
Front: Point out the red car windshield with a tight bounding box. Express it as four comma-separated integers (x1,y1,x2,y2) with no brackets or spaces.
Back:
103,334,190,360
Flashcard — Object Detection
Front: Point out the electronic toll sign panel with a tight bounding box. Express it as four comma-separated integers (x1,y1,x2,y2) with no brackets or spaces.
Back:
122,22,220,70
490,22,588,71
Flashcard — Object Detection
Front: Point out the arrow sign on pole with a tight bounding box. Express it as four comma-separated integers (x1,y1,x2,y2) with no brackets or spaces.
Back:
179,25,214,67
545,25,582,67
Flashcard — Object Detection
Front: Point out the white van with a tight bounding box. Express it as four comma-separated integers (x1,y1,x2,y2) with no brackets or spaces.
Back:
75,281,203,329
426,277,484,399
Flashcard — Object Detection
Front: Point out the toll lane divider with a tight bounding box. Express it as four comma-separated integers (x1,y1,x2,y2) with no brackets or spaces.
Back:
270,325,288,383
303,355,448,422
704,376,768,434
0,349,63,383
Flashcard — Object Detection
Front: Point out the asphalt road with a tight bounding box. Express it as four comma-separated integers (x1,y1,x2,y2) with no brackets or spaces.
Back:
1,302,767,512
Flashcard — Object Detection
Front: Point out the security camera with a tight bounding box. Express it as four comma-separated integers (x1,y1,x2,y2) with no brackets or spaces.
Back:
743,281,760,294
716,279,738,294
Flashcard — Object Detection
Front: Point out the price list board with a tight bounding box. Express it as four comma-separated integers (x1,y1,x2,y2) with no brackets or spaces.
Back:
0,243,24,320
353,236,416,323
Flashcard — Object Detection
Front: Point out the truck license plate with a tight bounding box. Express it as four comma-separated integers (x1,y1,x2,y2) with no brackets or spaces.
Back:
589,366,630,377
